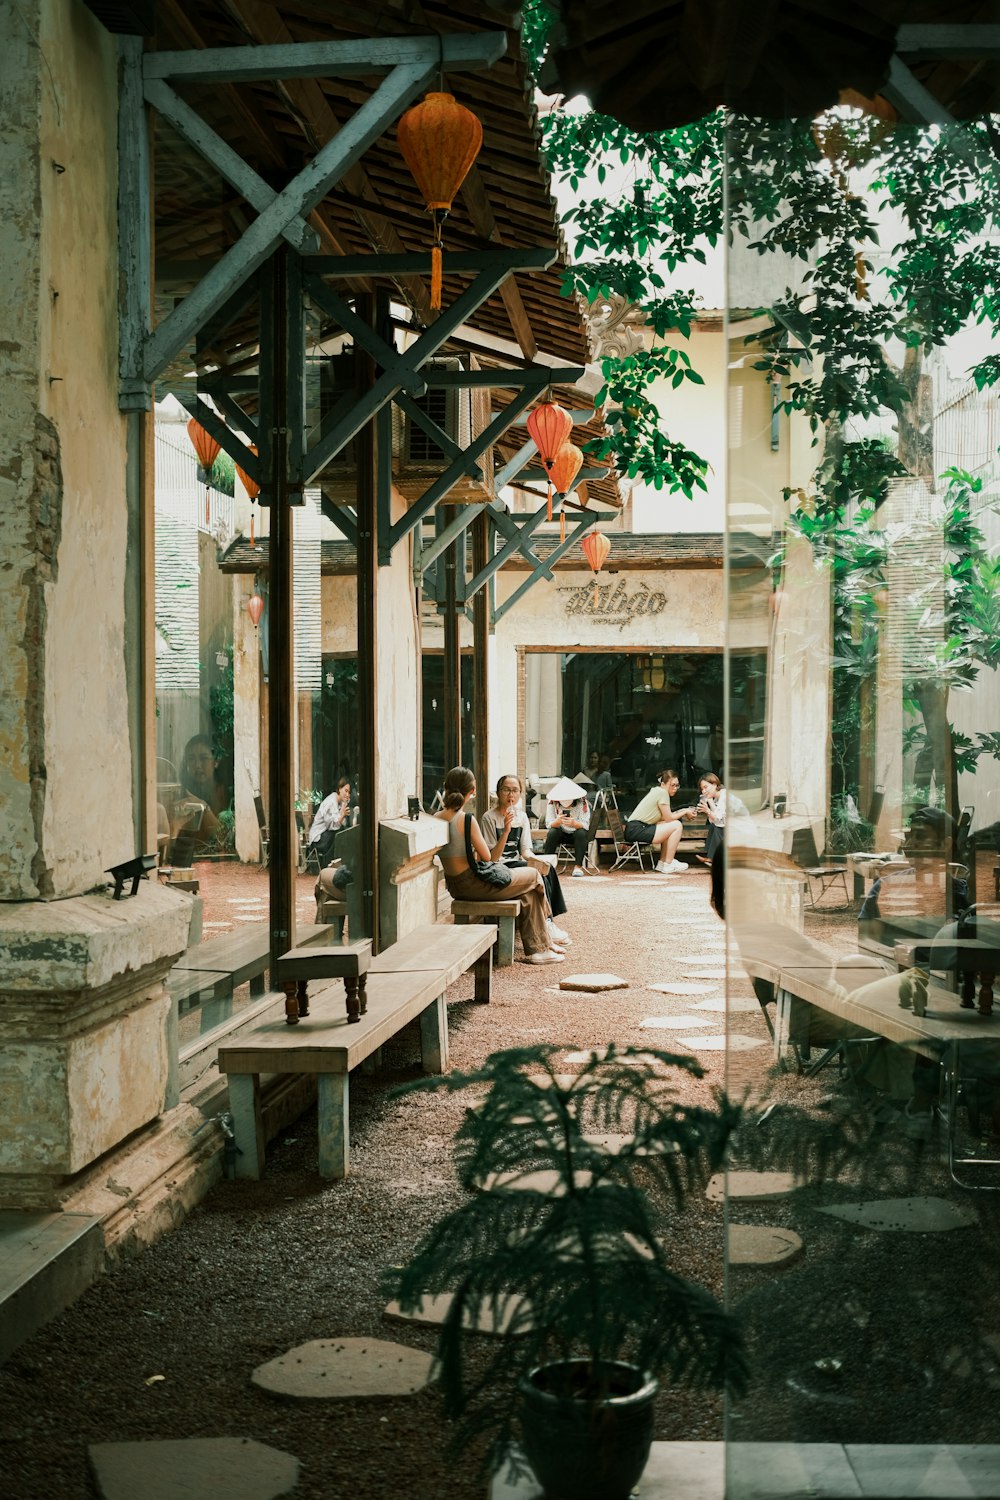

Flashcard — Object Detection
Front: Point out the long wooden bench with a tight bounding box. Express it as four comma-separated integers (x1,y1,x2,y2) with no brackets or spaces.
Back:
218,921,496,1179
451,898,521,966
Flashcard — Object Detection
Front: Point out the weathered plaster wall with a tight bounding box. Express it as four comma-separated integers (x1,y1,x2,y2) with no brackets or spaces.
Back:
376,498,421,817
0,0,130,898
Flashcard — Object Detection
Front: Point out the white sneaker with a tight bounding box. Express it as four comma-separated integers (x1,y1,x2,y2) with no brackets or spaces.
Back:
571,868,585,878
528,950,565,964
668,859,688,873
654,861,672,874
548,923,571,944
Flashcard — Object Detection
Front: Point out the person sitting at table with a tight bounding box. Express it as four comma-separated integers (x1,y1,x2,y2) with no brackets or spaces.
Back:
543,776,593,878
307,777,352,867
482,774,571,947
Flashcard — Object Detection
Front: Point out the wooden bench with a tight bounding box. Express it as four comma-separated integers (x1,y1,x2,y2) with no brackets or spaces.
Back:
451,899,521,966
277,939,372,1025
218,921,495,1179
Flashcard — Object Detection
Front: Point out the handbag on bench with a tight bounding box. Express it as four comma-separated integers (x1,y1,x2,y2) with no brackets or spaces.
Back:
463,811,512,890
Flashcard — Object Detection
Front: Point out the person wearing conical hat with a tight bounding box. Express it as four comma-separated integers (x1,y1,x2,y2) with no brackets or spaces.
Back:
543,776,592,878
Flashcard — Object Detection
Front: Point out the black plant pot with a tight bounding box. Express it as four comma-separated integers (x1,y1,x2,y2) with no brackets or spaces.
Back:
518,1359,657,1500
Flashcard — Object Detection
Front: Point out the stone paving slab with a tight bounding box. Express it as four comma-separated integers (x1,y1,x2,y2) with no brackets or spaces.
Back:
384,1291,530,1335
678,1034,765,1052
557,972,629,991
728,1224,804,1266
649,981,719,996
818,1197,978,1233
707,1170,803,1202
477,1169,595,1195
252,1337,434,1399
89,1438,299,1500
641,1014,713,1030
684,968,728,979
693,997,760,1013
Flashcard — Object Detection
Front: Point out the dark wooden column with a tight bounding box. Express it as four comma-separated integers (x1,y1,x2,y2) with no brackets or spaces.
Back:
263,247,296,964
442,503,461,774
355,293,379,948
472,510,490,817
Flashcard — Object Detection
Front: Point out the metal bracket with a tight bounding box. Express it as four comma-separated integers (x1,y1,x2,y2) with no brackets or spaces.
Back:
492,510,618,623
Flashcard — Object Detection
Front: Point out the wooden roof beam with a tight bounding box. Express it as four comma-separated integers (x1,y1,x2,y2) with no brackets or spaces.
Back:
461,165,537,360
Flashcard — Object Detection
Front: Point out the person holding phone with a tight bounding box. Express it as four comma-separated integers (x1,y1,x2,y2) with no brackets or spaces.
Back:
625,767,694,874
482,774,571,947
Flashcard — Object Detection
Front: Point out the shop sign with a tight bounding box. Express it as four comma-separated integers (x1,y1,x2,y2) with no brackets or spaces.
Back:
558,578,667,630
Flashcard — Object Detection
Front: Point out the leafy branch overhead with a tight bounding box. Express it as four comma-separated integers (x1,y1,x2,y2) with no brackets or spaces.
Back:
525,1,1000,511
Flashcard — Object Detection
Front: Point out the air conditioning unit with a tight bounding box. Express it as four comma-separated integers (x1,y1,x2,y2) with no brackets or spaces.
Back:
318,354,494,505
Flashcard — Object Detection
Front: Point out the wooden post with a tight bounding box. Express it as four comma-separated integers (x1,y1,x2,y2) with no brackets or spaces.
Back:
355,293,380,949
263,248,296,966
472,509,489,815
442,504,461,773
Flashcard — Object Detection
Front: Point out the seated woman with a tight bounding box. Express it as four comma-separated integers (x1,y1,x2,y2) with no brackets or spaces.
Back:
481,774,571,948
695,773,748,864
307,777,352,867
625,767,691,874
543,777,592,878
169,735,226,862
435,766,563,966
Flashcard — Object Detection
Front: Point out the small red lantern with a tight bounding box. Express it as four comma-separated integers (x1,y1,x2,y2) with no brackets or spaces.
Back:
397,91,483,311
527,402,574,521
581,526,611,605
187,417,220,526
247,590,264,630
236,445,260,547
549,442,583,542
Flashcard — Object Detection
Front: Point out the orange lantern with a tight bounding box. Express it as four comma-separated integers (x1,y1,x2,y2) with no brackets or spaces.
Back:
236,445,260,547
549,441,583,542
527,402,574,521
581,526,611,605
187,417,220,526
247,590,264,630
397,91,482,311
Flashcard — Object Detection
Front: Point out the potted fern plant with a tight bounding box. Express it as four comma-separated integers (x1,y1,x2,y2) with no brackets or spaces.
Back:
388,1043,748,1499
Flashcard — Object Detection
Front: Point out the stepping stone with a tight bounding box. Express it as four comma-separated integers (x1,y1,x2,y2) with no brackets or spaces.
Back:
693,997,759,1013
384,1292,530,1335
89,1438,299,1500
707,1170,803,1202
649,981,718,996
684,968,727,980
677,953,728,965
817,1196,978,1233
678,1033,765,1051
558,973,629,992
477,1169,595,1195
251,1337,434,1399
641,1014,713,1030
728,1224,803,1266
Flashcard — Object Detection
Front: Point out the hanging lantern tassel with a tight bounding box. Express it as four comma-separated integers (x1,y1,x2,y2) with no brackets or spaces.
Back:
581,526,611,607
236,446,261,550
549,440,583,543
398,92,483,313
526,402,574,524
186,417,220,530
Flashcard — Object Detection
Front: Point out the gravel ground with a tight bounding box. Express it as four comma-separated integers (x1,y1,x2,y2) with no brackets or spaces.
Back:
2,862,999,1499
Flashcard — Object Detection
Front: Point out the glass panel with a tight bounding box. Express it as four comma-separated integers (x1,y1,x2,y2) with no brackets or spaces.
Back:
725,105,1000,1480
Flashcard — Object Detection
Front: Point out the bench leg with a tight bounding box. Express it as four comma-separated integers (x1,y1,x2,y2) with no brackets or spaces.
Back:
344,976,361,1023
250,972,266,998
474,950,492,1004
420,992,449,1074
317,1072,349,1178
332,915,345,943
228,1074,264,1179
495,916,514,967
283,980,301,1025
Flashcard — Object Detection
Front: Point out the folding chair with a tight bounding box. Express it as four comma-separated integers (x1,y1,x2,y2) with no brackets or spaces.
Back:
790,826,851,911
605,806,656,872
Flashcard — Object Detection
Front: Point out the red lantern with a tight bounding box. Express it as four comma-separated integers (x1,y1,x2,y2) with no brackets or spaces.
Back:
549,442,583,542
581,527,611,605
247,590,264,630
187,417,221,526
527,402,574,521
397,91,482,311
236,445,260,547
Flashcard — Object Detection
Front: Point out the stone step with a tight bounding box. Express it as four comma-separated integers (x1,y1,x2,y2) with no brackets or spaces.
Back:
0,1210,103,1363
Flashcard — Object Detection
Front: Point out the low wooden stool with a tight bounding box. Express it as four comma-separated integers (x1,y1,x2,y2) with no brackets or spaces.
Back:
451,899,521,966
277,939,373,1026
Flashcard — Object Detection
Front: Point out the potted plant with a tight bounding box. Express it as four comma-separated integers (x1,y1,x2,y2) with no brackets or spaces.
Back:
387,1043,748,1499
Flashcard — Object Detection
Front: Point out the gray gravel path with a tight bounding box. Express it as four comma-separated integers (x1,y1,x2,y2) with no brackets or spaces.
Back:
2,869,999,1499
